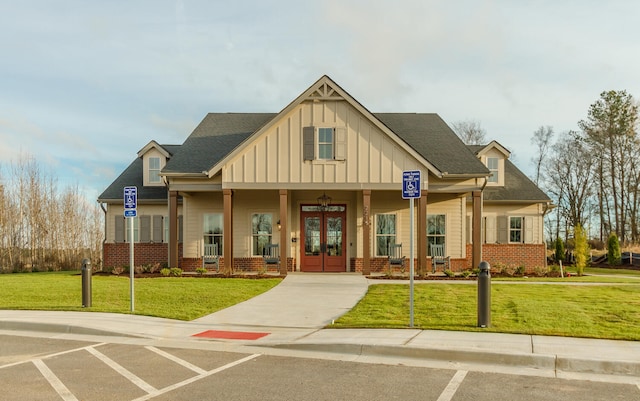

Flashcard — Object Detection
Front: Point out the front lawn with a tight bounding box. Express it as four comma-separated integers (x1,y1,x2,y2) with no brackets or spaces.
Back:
333,283,640,341
0,272,281,320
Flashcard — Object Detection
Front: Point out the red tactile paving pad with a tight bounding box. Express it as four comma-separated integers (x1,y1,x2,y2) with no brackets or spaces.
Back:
192,330,270,340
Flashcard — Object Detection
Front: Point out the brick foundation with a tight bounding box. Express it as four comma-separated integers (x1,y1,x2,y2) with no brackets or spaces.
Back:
103,243,177,270
104,242,546,274
465,243,546,272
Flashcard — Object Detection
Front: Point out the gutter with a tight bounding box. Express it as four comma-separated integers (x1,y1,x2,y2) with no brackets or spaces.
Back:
441,171,490,180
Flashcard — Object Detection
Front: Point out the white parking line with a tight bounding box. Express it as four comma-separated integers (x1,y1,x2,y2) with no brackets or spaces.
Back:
437,370,468,401
86,347,157,394
33,359,79,401
132,353,261,401
145,346,207,375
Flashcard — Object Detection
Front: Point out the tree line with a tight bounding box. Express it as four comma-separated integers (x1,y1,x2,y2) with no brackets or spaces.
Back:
0,155,103,272
455,89,640,247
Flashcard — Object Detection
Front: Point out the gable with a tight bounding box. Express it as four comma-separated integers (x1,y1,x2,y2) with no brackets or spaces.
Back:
222,100,426,188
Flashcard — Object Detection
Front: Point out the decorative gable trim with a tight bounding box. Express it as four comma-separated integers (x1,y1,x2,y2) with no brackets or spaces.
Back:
306,82,345,101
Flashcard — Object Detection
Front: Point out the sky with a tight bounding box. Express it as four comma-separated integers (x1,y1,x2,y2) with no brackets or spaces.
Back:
1,1,639,201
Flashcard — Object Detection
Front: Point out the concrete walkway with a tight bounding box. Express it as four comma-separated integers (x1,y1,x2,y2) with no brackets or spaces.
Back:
194,273,368,328
1,273,639,384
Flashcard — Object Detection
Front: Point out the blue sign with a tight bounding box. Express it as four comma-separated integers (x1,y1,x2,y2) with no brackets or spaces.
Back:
402,170,421,199
124,186,137,217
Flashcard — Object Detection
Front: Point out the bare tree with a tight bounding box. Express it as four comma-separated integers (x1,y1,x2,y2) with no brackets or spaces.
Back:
544,131,595,241
579,90,639,242
451,120,487,145
0,154,104,272
531,126,554,186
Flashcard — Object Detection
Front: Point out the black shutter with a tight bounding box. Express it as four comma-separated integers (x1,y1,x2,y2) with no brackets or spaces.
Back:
139,215,151,242
153,215,163,242
115,215,124,243
303,126,315,160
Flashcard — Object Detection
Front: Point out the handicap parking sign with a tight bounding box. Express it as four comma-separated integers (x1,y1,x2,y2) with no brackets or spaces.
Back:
402,170,421,199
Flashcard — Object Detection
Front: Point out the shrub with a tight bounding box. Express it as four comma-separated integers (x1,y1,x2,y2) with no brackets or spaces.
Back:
170,267,183,277
461,270,471,278
607,233,621,266
574,224,589,276
515,265,525,276
196,267,207,275
160,268,171,277
533,265,547,277
111,266,124,276
443,269,455,278
554,237,565,262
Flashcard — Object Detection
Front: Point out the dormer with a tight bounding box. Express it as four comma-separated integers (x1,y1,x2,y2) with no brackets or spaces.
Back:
474,141,511,187
137,140,171,187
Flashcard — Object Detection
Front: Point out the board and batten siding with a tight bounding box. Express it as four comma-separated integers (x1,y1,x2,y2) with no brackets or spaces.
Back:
223,101,423,187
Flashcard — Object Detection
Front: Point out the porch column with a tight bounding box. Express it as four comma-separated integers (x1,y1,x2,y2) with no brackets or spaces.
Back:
417,189,428,276
279,189,288,275
223,189,233,275
472,190,483,269
362,189,371,275
169,191,178,268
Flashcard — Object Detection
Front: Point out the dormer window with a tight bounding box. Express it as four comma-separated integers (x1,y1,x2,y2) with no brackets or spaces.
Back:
149,157,161,183
487,157,499,183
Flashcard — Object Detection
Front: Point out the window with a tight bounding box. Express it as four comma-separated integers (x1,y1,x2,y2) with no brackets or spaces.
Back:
510,217,523,243
318,128,334,159
427,214,446,253
252,213,273,256
204,213,223,255
125,216,139,243
375,214,396,256
487,157,499,183
303,126,345,161
149,157,161,183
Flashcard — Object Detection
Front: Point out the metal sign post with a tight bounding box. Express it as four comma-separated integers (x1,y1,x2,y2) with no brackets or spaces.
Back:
124,186,137,312
402,170,421,328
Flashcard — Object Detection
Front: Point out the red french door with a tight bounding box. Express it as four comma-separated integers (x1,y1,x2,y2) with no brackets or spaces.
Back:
300,205,346,272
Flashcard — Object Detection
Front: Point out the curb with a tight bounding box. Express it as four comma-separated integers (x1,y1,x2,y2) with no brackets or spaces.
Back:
268,343,555,370
267,343,640,378
556,356,640,377
0,321,142,338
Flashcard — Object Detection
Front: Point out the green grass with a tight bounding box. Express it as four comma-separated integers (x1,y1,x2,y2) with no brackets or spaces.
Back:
0,272,281,320
334,283,640,341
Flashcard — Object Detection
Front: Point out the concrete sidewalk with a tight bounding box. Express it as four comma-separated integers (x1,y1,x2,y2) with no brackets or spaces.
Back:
0,273,639,384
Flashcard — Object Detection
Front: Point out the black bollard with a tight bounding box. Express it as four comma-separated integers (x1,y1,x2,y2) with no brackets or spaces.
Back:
477,261,491,328
81,258,92,308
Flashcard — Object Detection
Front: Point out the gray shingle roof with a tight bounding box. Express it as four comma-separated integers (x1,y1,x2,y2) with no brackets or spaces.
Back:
467,145,551,202
374,113,489,175
483,159,551,202
98,145,180,202
162,113,276,174
99,115,547,204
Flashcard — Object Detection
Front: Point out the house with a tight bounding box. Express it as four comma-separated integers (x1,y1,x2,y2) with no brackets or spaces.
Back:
97,75,552,275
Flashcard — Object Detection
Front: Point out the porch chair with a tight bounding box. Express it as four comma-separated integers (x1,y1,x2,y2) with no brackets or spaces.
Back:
388,243,405,273
262,243,280,272
202,243,220,272
430,243,450,273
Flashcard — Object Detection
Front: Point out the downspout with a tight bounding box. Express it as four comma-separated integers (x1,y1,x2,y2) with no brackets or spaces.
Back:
542,201,553,270
100,202,107,272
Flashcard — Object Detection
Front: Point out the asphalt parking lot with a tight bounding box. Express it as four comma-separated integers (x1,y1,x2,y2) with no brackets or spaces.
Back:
2,334,640,401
